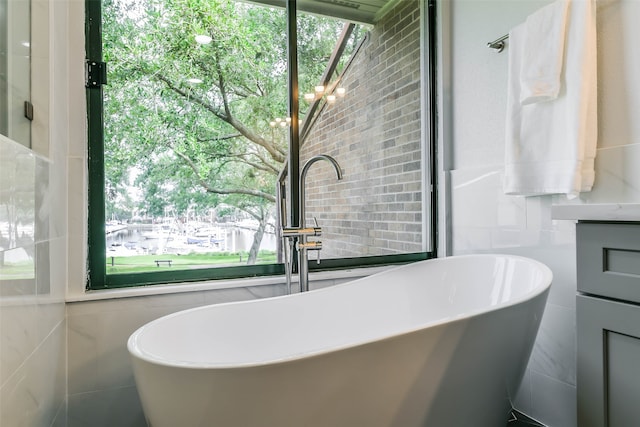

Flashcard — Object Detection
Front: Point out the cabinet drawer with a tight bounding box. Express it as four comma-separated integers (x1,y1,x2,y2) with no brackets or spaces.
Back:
577,222,640,303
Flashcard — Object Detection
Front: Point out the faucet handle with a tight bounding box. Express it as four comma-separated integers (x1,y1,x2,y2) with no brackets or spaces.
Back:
312,217,322,237
282,227,321,237
297,241,322,251
297,239,322,265
311,218,321,265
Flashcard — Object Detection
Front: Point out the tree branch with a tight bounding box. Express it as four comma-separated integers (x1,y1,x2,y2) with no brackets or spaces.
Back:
196,133,242,143
240,151,279,174
173,149,276,202
156,74,286,164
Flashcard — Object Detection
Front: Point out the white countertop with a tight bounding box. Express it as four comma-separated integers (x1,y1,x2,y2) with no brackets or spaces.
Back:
551,203,640,221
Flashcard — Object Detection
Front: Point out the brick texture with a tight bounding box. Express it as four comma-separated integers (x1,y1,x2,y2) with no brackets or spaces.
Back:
300,0,423,258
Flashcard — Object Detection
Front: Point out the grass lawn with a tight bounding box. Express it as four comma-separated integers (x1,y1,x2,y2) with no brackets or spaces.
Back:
106,251,277,274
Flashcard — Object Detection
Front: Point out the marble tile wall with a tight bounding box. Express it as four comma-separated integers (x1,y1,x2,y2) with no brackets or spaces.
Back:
0,136,67,427
445,1,640,426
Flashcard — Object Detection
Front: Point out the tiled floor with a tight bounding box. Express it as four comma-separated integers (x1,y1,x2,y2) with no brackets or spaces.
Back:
507,410,545,426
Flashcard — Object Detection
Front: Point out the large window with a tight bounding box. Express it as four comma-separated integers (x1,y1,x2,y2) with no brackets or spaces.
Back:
86,0,436,289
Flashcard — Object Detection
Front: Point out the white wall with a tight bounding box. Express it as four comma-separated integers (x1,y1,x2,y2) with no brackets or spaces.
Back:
443,0,640,426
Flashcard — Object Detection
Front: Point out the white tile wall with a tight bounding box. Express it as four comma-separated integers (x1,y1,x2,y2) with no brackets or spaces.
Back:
445,1,640,426
529,304,576,386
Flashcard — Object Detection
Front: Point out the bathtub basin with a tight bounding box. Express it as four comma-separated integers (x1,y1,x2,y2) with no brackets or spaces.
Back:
128,254,552,427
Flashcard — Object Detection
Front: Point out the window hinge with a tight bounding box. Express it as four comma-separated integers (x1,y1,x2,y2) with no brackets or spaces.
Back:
85,60,107,88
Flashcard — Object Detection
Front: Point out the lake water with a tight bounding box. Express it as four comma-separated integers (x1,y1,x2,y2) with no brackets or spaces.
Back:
106,225,277,255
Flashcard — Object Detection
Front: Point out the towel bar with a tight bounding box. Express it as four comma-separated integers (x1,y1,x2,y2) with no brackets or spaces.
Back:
487,34,509,52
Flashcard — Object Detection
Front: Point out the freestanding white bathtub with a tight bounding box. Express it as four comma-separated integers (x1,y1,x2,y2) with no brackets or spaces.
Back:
128,254,552,427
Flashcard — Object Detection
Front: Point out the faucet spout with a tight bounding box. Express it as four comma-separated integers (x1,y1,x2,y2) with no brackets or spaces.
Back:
299,154,343,227
301,154,343,180
290,154,343,293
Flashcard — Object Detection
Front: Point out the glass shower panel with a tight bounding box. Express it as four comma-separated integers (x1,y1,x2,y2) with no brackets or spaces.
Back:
0,0,31,148
0,137,36,293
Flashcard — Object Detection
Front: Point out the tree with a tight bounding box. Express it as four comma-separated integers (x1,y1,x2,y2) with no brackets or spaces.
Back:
102,0,360,263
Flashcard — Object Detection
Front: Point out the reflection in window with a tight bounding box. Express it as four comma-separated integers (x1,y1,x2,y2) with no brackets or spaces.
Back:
0,138,36,294
0,0,31,148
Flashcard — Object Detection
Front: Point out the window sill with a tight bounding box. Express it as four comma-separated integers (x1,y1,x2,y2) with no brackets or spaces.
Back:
65,265,392,303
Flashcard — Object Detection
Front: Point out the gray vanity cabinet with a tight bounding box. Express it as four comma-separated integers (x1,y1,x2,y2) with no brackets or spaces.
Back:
576,221,640,427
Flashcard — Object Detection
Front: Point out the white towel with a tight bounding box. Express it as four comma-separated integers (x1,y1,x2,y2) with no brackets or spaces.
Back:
520,0,570,105
504,0,597,198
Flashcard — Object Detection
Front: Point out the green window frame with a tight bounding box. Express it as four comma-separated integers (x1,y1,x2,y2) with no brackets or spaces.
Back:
85,0,438,290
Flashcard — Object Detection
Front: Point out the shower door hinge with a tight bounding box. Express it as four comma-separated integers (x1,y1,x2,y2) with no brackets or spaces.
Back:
24,101,34,121
85,60,107,88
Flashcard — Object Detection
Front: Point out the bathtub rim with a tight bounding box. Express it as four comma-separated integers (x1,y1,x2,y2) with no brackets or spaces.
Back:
127,254,552,370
